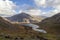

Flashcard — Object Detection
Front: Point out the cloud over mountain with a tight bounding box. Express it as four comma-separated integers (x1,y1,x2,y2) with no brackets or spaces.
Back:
34,0,60,17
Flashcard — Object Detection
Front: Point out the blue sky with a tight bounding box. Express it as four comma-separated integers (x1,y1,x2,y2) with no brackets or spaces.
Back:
11,0,54,12
0,0,59,17
11,0,36,7
10,0,37,13
7,0,60,17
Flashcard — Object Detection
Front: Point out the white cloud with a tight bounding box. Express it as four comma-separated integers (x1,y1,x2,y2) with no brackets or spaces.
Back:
18,4,35,12
0,0,16,17
19,8,42,16
34,0,60,7
34,0,46,7
34,0,60,17
18,4,42,15
24,9,42,15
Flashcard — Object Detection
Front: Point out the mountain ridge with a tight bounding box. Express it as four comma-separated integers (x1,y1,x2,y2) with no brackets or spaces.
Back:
6,12,45,23
0,16,48,40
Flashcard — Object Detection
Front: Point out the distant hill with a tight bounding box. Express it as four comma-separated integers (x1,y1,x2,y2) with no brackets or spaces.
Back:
39,13,60,34
6,12,45,23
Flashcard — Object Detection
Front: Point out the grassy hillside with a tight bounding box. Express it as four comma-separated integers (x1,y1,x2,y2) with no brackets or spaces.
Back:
38,13,60,40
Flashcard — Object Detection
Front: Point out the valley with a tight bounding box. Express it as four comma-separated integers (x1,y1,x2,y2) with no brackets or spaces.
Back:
0,13,60,40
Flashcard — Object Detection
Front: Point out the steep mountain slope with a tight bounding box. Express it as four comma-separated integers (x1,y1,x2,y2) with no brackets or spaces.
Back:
6,12,44,23
39,13,60,34
0,17,21,34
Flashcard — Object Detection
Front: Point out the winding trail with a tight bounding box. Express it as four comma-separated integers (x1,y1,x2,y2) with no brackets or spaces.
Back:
21,23,47,33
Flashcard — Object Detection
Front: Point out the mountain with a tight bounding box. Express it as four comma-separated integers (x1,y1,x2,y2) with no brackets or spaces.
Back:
0,17,48,40
6,12,31,22
0,16,21,33
39,13,60,34
1,12,60,40
6,12,45,23
29,13,60,40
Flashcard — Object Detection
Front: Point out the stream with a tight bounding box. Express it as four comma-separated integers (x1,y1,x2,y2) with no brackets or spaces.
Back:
21,23,47,33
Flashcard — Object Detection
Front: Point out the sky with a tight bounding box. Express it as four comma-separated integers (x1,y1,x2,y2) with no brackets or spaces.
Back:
0,0,60,17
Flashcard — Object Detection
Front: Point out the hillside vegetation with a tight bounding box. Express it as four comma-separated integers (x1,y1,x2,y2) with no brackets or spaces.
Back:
0,17,48,40
38,13,60,40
